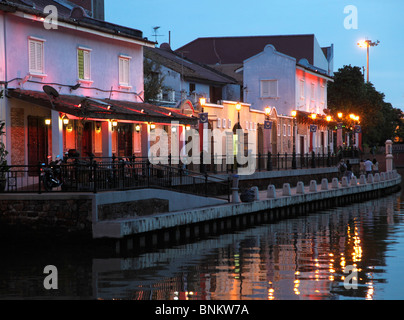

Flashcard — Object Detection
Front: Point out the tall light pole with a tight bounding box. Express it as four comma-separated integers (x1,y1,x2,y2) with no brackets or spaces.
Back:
357,39,380,82
291,110,297,169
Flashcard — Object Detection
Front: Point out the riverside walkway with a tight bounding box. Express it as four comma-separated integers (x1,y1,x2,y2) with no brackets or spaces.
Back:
93,170,401,242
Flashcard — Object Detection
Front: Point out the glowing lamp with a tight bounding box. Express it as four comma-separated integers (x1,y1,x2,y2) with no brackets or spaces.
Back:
45,118,51,125
150,123,156,130
326,115,332,122
310,113,317,120
62,114,69,125
291,110,297,117
265,107,271,116
337,112,343,119
186,125,191,131
171,126,177,133
357,40,368,48
349,114,355,120
199,98,206,106
235,103,241,111
111,120,118,127
135,124,141,132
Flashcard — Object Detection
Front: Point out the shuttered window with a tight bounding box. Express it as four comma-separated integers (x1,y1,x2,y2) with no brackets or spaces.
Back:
28,38,45,74
119,56,131,86
260,80,278,98
78,48,91,81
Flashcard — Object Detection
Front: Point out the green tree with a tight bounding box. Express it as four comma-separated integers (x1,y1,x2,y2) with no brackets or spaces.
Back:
327,65,402,147
143,58,165,103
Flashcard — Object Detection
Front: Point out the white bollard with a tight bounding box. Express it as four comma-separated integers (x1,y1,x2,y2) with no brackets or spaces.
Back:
309,180,317,192
374,173,380,182
341,176,349,187
367,174,374,184
359,174,367,185
321,178,329,191
332,177,339,189
282,183,291,196
350,176,358,186
267,185,277,198
380,172,386,181
296,181,305,194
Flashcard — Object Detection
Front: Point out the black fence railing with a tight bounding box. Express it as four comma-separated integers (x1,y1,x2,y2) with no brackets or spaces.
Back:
0,150,358,196
0,158,231,201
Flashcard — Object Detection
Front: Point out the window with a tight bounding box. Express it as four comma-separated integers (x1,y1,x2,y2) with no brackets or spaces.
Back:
77,47,91,81
189,83,196,93
288,125,291,136
299,79,305,99
28,37,45,75
320,84,325,103
119,55,131,87
222,119,226,129
217,118,221,128
228,119,231,129
311,83,315,101
283,124,286,136
277,124,280,136
260,80,278,98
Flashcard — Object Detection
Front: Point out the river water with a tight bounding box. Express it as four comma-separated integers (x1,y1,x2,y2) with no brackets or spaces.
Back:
1,176,404,300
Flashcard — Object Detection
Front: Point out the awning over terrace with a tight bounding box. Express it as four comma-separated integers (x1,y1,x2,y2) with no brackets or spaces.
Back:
6,88,198,125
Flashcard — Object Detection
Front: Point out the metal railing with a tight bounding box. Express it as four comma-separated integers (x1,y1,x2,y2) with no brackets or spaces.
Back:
0,150,358,196
0,157,231,201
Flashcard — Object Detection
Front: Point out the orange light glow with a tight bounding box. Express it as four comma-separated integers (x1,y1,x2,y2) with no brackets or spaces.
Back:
337,112,343,119
235,103,241,111
310,113,317,120
199,98,206,106
291,110,297,117
326,116,332,122
265,107,271,116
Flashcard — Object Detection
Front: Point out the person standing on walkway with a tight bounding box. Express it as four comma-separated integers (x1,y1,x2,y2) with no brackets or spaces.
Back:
372,158,379,174
338,159,347,180
364,159,373,177
345,160,352,184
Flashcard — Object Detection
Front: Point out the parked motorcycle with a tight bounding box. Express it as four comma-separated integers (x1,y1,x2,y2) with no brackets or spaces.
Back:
41,155,63,191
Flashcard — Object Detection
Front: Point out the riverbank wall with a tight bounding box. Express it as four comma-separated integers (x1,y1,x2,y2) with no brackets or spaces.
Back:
0,168,400,244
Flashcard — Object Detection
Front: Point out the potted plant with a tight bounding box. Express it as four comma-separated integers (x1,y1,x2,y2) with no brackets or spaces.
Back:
0,120,9,191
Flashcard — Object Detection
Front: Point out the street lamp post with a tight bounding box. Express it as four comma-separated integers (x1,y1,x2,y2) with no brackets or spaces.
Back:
291,110,297,169
357,39,380,82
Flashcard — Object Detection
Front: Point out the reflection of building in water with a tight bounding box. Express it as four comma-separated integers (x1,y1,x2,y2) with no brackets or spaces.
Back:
92,195,398,300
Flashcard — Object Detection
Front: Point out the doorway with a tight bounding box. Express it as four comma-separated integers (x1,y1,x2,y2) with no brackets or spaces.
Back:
27,116,48,175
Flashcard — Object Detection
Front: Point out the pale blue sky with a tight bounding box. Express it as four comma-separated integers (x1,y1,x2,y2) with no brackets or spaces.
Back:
105,0,404,110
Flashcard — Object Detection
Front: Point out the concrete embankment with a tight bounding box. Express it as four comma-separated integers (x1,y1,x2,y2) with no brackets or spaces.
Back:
0,168,400,244
93,170,401,240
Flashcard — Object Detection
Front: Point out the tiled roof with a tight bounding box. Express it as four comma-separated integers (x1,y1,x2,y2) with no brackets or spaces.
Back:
0,0,154,46
7,89,197,125
176,34,316,65
145,46,237,85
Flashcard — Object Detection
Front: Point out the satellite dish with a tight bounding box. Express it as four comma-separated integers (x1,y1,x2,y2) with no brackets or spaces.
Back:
43,85,59,98
70,6,88,19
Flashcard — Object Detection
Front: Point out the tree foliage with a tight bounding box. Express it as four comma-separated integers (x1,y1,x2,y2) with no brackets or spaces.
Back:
143,58,165,103
327,65,403,147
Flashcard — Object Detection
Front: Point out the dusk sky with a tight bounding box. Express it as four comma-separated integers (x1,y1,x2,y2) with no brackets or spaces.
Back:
105,0,404,111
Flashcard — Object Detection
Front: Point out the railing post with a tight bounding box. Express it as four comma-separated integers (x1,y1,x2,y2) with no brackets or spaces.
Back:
285,152,288,170
146,159,150,187
258,152,261,171
93,162,97,193
267,152,272,171
311,151,316,168
38,163,42,194
204,172,208,197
